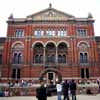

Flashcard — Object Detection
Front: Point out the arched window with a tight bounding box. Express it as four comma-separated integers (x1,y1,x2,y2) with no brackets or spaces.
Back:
51,55,55,63
46,55,51,63
80,53,88,63
34,54,43,64
35,55,39,63
58,55,66,63
58,42,67,63
40,55,43,63
33,43,44,64
12,43,24,64
18,53,22,64
58,55,62,63
62,55,66,63
78,42,89,64
45,42,56,64
46,55,55,63
13,53,22,64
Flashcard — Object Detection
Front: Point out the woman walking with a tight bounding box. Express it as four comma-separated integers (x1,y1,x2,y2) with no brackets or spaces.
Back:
56,81,62,100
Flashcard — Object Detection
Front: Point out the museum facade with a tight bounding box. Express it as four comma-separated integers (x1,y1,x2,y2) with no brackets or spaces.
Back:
0,4,100,83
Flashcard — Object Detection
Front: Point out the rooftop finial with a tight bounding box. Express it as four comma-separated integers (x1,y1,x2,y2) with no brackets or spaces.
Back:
8,13,14,19
88,12,93,18
49,3,52,8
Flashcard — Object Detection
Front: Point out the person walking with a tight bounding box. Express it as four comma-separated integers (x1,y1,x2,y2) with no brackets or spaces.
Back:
69,80,77,100
36,81,47,100
56,81,62,100
62,80,70,100
97,78,100,93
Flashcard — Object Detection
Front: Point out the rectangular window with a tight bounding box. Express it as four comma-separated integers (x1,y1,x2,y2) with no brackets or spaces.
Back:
12,69,16,79
57,30,67,37
77,29,87,37
86,68,89,78
81,68,89,78
84,53,88,63
46,30,55,37
15,29,24,37
17,69,20,79
80,53,88,63
0,54,2,64
12,69,20,79
81,68,85,78
34,30,44,38
80,53,83,63
46,30,52,37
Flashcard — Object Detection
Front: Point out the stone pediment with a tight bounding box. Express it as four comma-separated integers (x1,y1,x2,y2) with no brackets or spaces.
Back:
27,7,74,21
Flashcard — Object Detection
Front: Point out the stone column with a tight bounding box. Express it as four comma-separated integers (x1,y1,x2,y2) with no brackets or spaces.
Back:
56,47,58,63
43,47,45,65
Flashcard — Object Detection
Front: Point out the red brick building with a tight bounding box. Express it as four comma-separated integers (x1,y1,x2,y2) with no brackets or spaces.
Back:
0,4,100,83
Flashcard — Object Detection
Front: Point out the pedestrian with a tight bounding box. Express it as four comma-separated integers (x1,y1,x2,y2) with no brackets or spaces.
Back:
97,78,100,93
36,81,47,100
56,81,62,100
69,80,77,100
4,89,9,97
62,80,70,100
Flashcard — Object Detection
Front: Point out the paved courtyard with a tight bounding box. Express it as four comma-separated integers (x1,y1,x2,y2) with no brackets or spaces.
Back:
0,94,100,100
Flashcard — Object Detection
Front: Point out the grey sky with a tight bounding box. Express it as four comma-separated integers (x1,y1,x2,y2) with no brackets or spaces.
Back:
0,0,100,37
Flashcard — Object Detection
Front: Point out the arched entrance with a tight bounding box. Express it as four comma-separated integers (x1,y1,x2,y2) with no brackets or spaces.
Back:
39,68,62,84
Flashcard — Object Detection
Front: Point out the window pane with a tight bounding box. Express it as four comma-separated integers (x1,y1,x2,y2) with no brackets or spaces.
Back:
41,31,44,36
16,29,24,37
80,53,83,63
0,54,2,64
58,55,62,63
86,68,89,78
35,55,39,63
12,69,16,79
17,69,20,79
81,68,84,78
58,31,61,36
34,31,37,36
13,53,18,64
63,55,66,63
77,29,86,36
84,53,88,63
18,53,22,64
40,55,43,63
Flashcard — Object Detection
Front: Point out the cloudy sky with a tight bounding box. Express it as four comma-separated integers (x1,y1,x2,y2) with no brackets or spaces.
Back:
0,0,100,37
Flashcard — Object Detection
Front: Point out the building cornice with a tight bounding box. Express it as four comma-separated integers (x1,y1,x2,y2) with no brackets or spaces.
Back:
7,17,94,24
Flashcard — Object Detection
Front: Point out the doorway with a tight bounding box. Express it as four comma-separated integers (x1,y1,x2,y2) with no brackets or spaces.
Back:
47,72,56,84
39,68,62,84
81,68,89,78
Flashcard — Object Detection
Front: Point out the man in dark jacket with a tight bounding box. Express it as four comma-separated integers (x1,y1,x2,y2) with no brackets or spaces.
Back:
62,80,70,100
36,81,47,100
70,80,77,100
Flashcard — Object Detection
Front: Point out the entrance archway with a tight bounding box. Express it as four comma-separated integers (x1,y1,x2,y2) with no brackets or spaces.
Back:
39,68,62,84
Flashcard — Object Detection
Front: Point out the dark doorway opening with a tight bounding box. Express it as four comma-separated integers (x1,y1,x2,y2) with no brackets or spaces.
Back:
81,68,84,78
48,72,53,80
